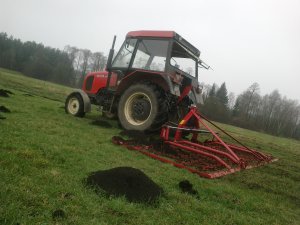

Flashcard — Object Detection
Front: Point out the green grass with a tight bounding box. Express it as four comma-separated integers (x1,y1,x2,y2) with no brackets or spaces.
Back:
0,68,299,225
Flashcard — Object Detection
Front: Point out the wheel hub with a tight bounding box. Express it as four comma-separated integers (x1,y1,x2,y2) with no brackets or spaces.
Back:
132,99,151,121
124,92,152,126
68,97,79,114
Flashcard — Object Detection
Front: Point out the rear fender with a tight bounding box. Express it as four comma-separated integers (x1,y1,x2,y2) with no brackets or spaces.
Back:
69,89,91,113
115,71,174,95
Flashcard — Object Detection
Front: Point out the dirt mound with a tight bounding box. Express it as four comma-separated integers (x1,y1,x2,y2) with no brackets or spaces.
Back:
0,89,13,97
0,106,11,113
118,130,162,148
85,167,163,204
52,209,66,220
179,180,198,196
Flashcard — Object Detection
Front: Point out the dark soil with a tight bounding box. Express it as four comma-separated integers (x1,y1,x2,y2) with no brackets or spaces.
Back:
0,106,11,113
85,167,163,204
119,129,160,137
0,90,9,97
23,93,34,97
179,180,198,196
119,130,149,137
41,95,61,102
91,119,113,128
0,89,13,97
119,130,162,147
52,209,66,219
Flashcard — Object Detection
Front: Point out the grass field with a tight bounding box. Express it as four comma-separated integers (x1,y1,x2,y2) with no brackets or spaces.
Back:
0,68,299,225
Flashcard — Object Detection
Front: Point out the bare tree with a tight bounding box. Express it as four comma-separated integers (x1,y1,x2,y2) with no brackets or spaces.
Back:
81,49,92,76
245,82,260,117
64,45,78,66
264,90,281,131
228,92,235,110
91,52,106,71
200,83,212,103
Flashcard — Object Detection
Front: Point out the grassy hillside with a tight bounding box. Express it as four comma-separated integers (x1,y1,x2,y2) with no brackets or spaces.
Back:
0,68,299,225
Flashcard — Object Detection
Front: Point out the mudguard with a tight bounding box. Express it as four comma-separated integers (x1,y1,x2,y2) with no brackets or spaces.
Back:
69,89,91,113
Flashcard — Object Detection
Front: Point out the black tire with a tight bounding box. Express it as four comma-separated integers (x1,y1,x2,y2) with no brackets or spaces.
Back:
118,83,168,131
65,93,85,117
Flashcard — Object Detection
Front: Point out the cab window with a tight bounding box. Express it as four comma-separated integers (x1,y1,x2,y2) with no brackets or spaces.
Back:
170,42,197,77
112,38,137,68
132,39,169,72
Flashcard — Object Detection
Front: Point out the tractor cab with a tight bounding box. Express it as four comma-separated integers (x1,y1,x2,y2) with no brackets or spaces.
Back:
110,31,202,84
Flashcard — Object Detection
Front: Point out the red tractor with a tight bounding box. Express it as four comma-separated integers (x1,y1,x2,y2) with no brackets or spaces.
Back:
65,31,276,178
65,31,209,131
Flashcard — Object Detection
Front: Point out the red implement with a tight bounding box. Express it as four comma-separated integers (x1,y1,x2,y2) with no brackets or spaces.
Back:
112,106,277,178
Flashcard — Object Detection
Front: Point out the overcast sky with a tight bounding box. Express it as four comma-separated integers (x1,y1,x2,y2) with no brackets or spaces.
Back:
1,0,299,101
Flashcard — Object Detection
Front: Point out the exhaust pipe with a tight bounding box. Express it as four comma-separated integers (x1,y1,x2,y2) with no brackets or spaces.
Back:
106,35,117,89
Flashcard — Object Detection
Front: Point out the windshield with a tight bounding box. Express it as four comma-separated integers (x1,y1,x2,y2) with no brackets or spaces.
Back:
112,38,137,68
132,39,169,72
170,42,197,77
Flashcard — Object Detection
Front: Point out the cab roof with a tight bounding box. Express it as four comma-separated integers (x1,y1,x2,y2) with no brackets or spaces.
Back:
127,30,175,38
126,30,200,57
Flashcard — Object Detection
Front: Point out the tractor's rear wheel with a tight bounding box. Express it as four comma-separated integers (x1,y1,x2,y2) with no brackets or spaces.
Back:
65,93,85,117
118,83,167,131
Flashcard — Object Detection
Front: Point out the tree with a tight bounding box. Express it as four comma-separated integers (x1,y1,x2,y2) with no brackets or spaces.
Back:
200,83,211,103
208,83,217,97
216,82,229,106
91,52,106,71
245,82,260,116
64,45,78,66
81,49,91,75
201,82,230,123
228,92,235,110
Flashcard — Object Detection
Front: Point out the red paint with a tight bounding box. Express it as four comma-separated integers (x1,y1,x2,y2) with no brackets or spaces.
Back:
178,85,192,103
187,108,241,161
82,71,118,95
127,30,175,38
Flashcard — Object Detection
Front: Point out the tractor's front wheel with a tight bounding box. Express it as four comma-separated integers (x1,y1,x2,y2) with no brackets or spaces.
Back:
65,93,85,117
118,83,167,131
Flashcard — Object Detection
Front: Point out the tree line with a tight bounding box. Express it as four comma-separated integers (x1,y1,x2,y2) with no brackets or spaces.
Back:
200,82,300,140
63,45,107,86
0,32,107,87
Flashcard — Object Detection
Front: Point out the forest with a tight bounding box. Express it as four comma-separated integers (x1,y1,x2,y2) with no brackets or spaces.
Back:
0,32,106,87
0,32,299,139
201,82,300,139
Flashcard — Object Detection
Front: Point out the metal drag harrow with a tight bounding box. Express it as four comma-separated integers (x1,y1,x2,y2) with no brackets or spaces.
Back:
112,106,277,178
